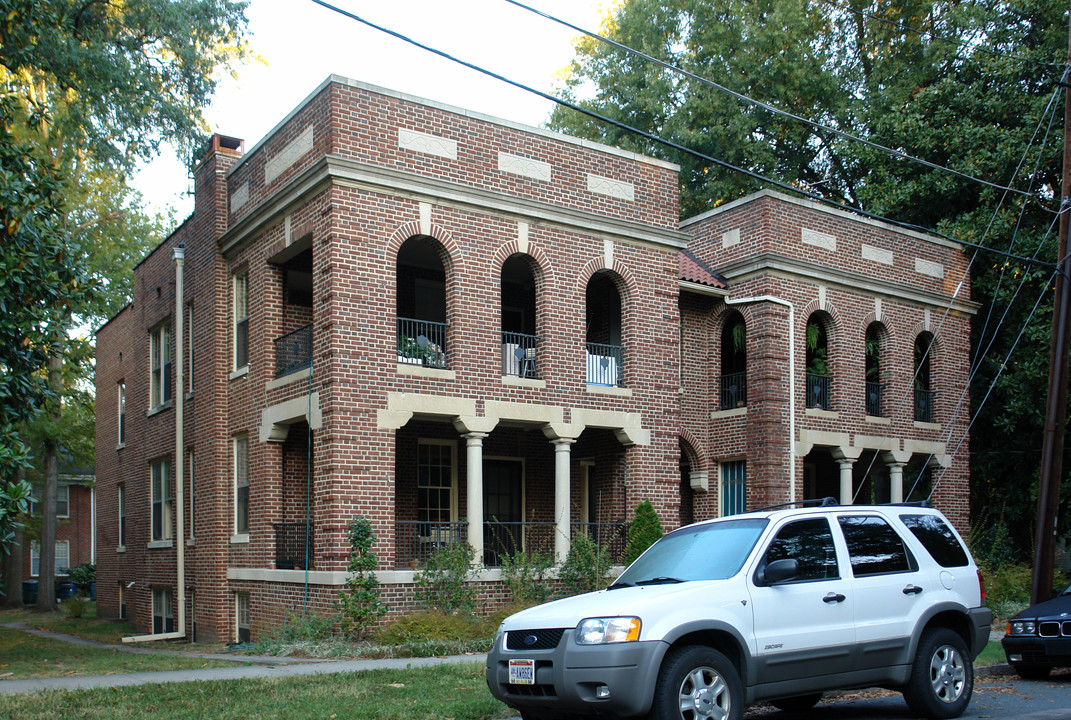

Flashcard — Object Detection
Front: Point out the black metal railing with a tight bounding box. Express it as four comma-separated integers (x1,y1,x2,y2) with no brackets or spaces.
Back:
274,522,313,570
572,521,629,564
865,381,885,417
397,318,449,369
914,388,937,422
806,373,832,410
394,520,468,568
586,342,624,387
483,521,556,566
274,324,313,378
719,372,747,410
501,332,539,379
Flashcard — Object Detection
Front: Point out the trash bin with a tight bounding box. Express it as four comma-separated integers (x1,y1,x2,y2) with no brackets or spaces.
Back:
55,581,77,601
21,580,37,605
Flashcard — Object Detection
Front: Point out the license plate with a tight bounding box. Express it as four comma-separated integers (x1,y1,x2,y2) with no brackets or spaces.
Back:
509,659,535,685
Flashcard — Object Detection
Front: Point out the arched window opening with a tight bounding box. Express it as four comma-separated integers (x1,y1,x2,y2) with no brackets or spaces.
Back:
396,236,449,368
585,272,624,387
865,323,886,417
500,254,538,378
806,313,832,410
720,312,747,409
914,333,935,422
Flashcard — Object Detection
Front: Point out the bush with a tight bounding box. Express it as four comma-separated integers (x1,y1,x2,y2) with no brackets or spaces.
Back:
335,516,387,639
623,499,663,566
267,609,338,644
500,550,554,605
68,563,95,596
414,542,477,615
558,534,611,597
64,594,90,618
981,562,1034,621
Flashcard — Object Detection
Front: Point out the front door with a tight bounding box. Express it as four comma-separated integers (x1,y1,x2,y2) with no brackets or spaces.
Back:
484,459,523,566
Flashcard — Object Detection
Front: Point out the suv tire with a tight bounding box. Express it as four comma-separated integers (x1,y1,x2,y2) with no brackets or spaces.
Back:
902,627,973,719
648,645,742,720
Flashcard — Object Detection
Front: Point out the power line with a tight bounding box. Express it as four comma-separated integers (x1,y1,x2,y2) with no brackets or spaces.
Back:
504,0,1037,200
308,0,1060,274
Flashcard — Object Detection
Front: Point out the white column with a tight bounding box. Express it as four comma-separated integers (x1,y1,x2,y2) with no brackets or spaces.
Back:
552,439,575,563
464,433,488,563
888,462,907,504
837,458,855,505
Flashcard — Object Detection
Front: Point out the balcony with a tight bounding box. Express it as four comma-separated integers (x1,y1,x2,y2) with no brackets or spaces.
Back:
866,381,885,417
719,372,747,410
274,522,314,570
806,373,832,410
915,388,937,422
274,324,312,378
397,317,449,369
501,331,539,379
394,520,629,568
586,342,624,387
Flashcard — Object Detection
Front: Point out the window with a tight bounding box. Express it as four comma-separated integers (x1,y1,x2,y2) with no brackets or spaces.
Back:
720,313,747,409
118,483,126,548
417,440,455,532
186,302,194,394
236,592,251,643
900,514,969,568
118,583,127,619
838,515,915,576
805,313,832,410
152,588,174,633
151,459,173,541
188,449,195,540
150,323,172,408
29,484,68,518
914,333,935,422
118,381,126,445
234,270,249,369
761,518,838,582
721,460,746,517
234,436,249,535
29,541,69,576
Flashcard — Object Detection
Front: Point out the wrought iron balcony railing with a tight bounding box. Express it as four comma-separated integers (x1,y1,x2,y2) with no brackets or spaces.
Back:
274,324,312,378
915,388,937,423
501,331,539,379
720,372,747,410
866,381,885,417
586,342,624,387
397,318,449,369
806,372,832,410
274,522,313,570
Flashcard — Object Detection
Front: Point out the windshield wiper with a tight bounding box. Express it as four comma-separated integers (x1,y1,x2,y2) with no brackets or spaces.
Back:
607,582,633,590
634,576,685,586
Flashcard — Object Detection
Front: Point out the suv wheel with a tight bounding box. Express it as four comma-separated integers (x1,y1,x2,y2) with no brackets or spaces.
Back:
648,645,742,720
903,628,973,718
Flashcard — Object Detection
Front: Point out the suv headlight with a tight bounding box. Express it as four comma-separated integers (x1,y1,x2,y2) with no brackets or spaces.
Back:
576,617,641,645
1008,620,1036,635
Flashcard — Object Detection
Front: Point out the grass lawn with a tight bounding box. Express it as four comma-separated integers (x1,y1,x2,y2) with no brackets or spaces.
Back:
0,605,136,644
977,639,1006,667
0,662,513,720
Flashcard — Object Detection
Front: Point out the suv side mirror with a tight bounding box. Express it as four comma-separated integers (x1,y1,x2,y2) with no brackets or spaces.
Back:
762,558,800,585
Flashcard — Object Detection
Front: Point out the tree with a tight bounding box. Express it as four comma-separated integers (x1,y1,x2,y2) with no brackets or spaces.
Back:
550,0,1069,561
623,499,663,566
0,0,250,603
336,516,387,640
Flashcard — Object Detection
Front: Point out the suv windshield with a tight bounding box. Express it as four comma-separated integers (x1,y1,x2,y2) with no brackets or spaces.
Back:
614,518,768,586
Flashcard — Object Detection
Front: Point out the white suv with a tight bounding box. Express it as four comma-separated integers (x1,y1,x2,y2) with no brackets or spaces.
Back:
486,503,991,720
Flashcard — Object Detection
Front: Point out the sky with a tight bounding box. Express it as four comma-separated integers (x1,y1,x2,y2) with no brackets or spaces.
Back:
134,0,612,220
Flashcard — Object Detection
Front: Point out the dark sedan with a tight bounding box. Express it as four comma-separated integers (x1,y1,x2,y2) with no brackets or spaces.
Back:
1002,582,1071,679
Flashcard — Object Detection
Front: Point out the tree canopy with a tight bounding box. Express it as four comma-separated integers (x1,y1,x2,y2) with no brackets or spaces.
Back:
550,0,1069,560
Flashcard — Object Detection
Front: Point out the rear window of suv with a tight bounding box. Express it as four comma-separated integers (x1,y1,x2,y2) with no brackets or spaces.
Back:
899,514,969,567
838,515,915,576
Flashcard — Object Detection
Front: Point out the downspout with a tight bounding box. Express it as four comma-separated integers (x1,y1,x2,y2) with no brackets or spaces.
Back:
124,245,187,643
724,295,796,500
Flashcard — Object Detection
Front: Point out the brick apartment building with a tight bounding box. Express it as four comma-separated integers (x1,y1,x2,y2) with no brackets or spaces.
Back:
94,76,974,643
17,467,96,596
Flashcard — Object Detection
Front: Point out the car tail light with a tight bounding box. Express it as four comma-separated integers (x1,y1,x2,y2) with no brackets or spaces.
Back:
977,570,986,603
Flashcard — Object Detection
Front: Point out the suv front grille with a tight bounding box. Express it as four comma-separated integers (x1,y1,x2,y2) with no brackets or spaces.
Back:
506,628,565,651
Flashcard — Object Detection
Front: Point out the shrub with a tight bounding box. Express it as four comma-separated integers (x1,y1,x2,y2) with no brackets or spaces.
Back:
558,534,611,597
414,542,477,615
500,550,554,605
623,499,663,566
981,562,1034,621
64,594,90,618
335,515,387,639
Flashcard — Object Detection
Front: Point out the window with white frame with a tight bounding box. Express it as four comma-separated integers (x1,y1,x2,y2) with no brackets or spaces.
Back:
417,441,456,537
234,435,249,535
234,270,249,370
118,380,126,445
151,458,173,541
188,449,195,540
186,302,194,394
150,322,172,408
152,587,174,633
29,484,68,518
721,460,747,517
118,483,126,548
236,592,251,643
29,541,69,576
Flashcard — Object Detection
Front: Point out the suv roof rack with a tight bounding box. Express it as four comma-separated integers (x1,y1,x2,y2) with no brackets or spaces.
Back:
753,497,839,513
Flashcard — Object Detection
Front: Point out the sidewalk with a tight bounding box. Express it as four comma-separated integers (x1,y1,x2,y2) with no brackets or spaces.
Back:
0,622,486,695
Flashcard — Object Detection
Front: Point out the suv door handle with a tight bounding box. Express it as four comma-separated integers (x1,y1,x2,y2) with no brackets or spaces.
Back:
823,593,846,603
902,585,923,595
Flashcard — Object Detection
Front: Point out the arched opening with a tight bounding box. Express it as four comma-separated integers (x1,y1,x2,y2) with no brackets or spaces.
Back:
585,271,624,387
914,332,935,422
720,312,746,409
396,236,448,368
806,312,833,410
500,254,539,378
865,322,887,417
